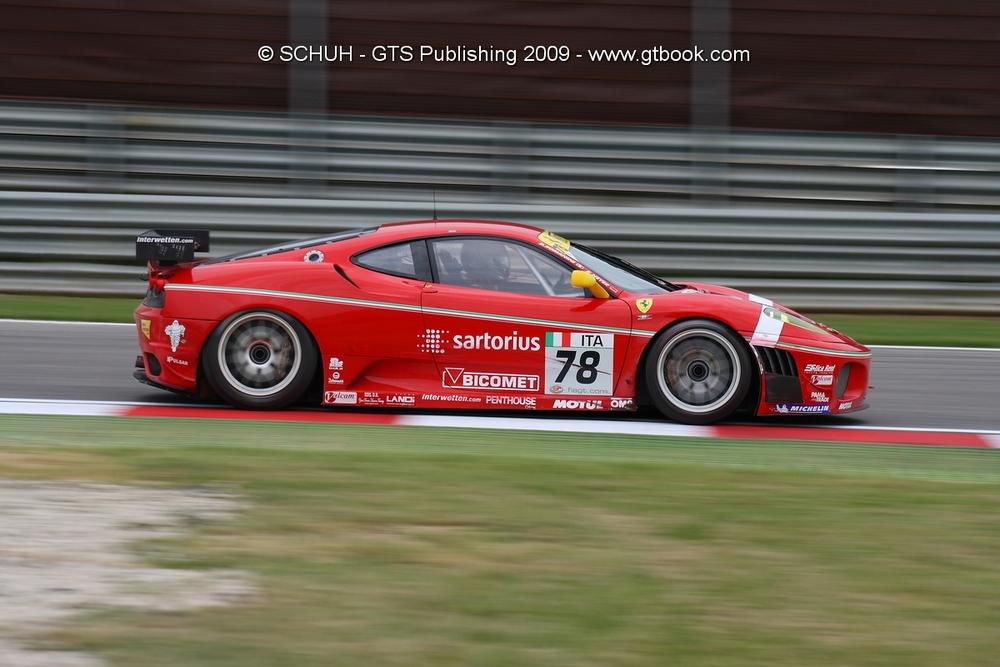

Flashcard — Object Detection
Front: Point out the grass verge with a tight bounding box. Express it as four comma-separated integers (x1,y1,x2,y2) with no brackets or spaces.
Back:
3,415,1000,667
0,292,139,323
807,312,1000,348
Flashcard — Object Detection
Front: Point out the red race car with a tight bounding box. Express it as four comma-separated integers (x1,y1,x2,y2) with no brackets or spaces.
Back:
133,220,870,424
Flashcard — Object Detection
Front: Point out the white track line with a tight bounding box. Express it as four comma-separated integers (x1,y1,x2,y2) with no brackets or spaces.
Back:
0,318,134,327
400,414,708,438
2,398,998,442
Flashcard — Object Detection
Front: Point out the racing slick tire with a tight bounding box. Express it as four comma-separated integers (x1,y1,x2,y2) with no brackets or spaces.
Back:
645,319,753,425
203,309,317,410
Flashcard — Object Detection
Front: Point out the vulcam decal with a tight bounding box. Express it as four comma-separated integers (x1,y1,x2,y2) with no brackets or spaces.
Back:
442,368,540,391
810,374,834,386
324,391,357,405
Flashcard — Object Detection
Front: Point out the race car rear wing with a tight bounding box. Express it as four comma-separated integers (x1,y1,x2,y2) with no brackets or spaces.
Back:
135,229,210,263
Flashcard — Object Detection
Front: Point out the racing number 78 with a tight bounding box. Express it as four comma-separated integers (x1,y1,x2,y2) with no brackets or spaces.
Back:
554,350,601,384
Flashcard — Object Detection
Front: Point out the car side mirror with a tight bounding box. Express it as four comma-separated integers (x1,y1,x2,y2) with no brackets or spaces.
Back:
571,270,610,299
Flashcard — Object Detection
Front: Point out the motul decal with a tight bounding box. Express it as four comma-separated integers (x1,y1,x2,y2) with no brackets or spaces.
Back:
552,399,604,410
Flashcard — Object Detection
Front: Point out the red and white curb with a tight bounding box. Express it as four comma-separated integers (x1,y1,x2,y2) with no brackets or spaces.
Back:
2,398,999,449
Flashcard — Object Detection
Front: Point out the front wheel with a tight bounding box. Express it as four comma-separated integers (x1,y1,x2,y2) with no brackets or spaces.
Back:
203,309,317,410
645,319,753,425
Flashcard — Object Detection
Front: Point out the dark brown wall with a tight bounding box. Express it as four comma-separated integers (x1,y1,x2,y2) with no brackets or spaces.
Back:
730,1,1000,135
0,1,289,107
0,1,997,135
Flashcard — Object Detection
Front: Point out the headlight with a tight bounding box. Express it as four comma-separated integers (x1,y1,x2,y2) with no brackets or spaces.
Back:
762,306,827,335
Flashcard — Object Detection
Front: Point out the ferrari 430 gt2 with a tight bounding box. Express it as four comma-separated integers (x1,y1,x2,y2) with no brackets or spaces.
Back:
133,220,870,424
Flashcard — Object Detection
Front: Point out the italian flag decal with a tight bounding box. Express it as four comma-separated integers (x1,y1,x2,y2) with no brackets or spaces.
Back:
545,332,564,347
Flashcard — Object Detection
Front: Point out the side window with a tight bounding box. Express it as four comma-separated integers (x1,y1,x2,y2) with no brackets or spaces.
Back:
429,237,586,297
354,241,432,281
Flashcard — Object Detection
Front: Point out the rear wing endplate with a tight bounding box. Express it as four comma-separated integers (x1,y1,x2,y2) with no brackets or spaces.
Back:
135,229,210,263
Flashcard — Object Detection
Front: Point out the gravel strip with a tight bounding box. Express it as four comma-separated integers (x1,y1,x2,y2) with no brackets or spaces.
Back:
0,479,256,667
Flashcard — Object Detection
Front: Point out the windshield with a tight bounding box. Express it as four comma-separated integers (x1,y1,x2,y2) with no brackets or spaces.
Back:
568,243,679,294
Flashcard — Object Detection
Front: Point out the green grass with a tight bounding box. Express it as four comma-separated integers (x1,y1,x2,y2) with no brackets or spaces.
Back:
807,313,1000,348
0,292,138,323
4,415,1000,667
2,293,997,346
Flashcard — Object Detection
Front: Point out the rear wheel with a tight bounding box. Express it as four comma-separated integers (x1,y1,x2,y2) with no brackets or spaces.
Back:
203,309,317,410
645,319,752,425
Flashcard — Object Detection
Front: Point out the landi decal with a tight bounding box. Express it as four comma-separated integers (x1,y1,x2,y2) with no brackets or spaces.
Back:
357,392,417,406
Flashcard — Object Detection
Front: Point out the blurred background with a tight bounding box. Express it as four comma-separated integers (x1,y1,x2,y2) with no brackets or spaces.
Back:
0,0,998,313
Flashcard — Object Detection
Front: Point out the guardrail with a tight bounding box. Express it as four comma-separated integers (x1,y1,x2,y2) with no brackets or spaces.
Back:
1,100,998,313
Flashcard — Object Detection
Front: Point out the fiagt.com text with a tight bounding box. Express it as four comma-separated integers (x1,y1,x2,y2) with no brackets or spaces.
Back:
257,44,750,66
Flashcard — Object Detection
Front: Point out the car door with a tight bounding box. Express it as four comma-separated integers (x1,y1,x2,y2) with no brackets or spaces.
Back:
420,236,634,399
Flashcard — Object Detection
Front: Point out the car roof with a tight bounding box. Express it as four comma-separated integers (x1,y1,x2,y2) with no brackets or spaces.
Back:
373,219,544,243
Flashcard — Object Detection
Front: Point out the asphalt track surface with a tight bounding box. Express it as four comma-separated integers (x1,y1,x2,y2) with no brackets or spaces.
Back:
1,319,997,433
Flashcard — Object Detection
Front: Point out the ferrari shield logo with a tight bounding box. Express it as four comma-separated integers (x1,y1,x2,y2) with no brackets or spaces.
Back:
636,298,653,314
